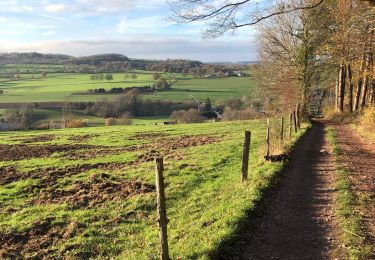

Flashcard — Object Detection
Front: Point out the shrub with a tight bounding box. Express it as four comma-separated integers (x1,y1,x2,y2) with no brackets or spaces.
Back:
35,122,51,130
222,107,260,121
65,120,88,128
118,112,132,125
105,118,117,126
360,107,375,129
170,109,204,123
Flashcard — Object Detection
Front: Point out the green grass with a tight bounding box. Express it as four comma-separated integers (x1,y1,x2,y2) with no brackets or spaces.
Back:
0,71,255,103
0,119,307,259
326,127,372,259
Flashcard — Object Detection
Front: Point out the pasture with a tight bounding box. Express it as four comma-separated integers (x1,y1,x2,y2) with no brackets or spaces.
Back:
0,119,307,259
0,70,255,104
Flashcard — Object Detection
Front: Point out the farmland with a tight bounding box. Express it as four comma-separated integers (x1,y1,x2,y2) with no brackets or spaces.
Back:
0,70,255,104
0,119,307,259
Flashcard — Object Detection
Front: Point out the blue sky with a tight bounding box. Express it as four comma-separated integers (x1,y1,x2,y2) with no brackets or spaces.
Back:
0,0,259,62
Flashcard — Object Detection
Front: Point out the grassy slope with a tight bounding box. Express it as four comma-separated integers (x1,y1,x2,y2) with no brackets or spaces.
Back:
0,119,307,259
0,71,254,103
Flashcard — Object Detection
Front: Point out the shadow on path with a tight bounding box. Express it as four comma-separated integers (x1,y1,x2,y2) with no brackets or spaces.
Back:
212,121,337,260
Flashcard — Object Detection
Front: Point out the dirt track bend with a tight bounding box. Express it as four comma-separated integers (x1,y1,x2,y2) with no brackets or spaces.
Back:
226,121,338,259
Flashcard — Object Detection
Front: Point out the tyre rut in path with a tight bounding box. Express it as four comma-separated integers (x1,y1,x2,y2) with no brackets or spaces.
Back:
224,121,337,259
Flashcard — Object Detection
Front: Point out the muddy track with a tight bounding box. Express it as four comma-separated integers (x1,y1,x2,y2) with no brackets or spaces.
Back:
332,123,375,256
220,121,337,259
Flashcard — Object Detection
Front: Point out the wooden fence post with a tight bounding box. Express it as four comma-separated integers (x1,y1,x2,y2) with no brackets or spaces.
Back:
296,103,301,130
293,111,297,133
241,131,251,182
289,112,292,138
155,158,169,260
280,117,284,143
266,118,270,158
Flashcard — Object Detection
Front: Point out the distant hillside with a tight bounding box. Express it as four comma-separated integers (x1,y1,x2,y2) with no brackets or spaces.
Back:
0,52,203,72
0,52,72,65
70,53,129,65
206,61,258,65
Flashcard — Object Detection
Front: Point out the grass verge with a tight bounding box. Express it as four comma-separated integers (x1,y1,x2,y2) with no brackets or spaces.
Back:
326,127,372,259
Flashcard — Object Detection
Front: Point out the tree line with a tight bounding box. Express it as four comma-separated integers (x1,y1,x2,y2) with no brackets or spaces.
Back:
169,0,375,116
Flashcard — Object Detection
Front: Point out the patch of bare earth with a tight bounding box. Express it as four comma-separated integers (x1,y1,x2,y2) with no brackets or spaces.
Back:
0,134,219,188
68,134,99,142
1,175,154,258
0,144,98,161
137,135,220,162
333,123,375,256
11,134,55,143
220,121,338,259
0,135,219,188
30,173,155,209
0,217,65,259
0,162,128,186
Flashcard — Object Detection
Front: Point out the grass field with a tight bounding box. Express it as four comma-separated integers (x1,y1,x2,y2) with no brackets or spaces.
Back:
0,71,255,103
0,119,307,259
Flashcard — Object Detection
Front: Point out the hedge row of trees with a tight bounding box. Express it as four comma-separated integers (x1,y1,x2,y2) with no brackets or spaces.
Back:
81,90,197,118
87,86,153,94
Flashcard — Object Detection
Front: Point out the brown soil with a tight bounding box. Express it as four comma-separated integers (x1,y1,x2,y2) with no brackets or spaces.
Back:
68,134,99,142
0,134,219,188
1,175,154,257
30,173,155,209
130,132,167,140
136,135,219,162
0,162,128,186
221,121,338,259
332,123,375,256
0,144,96,161
0,217,65,259
11,134,55,143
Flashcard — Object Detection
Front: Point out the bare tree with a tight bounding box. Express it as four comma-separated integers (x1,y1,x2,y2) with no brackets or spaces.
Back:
253,0,329,116
168,0,325,37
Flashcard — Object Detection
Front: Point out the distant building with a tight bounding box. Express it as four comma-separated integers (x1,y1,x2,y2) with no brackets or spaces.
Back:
237,72,248,77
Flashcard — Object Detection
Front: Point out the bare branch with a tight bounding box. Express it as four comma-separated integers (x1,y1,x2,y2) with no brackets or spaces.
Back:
168,0,326,37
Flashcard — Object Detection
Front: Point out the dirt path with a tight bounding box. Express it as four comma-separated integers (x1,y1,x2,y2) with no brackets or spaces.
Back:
222,121,338,259
332,123,375,255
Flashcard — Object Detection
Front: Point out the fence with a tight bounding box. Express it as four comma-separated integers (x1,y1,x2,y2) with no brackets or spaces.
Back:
153,104,302,259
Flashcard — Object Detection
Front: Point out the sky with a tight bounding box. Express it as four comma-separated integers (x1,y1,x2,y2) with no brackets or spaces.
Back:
0,0,260,62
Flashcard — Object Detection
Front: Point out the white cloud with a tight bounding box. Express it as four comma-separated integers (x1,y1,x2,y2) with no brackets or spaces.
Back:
45,3,69,13
76,0,134,14
116,16,168,34
42,30,56,36
21,5,34,12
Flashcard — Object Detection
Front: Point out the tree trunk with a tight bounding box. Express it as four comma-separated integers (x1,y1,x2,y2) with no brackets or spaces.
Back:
337,63,346,112
371,81,375,104
354,55,365,111
360,53,372,108
347,63,354,112
335,78,339,111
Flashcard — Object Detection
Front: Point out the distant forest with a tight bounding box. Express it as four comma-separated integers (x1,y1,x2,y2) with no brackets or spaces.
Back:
0,52,204,73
